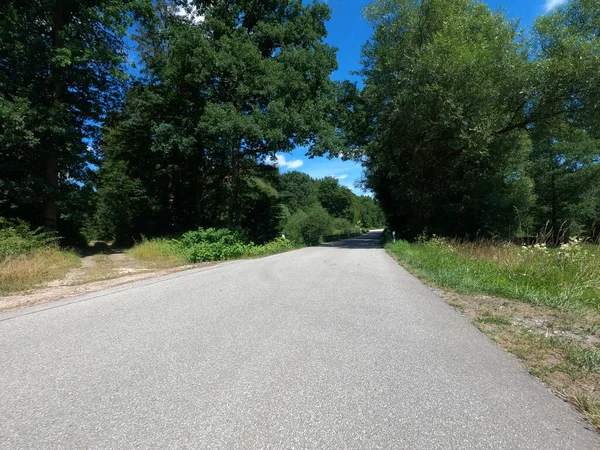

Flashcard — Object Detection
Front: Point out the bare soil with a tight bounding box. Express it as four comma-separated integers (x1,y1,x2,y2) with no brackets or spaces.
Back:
0,251,213,313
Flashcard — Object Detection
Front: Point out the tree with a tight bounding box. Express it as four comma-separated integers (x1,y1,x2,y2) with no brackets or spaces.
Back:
97,0,343,242
354,0,537,238
354,196,385,229
317,177,355,222
279,171,318,214
0,0,149,234
528,0,600,241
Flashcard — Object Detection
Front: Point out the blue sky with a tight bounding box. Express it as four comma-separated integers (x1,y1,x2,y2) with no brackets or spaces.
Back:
273,0,569,195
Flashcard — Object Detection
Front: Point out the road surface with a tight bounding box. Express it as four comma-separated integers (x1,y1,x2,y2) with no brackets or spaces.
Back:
1,231,598,449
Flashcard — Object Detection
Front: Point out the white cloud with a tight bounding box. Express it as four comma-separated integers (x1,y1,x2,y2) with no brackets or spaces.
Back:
265,153,304,169
545,0,568,12
335,174,349,180
173,1,204,24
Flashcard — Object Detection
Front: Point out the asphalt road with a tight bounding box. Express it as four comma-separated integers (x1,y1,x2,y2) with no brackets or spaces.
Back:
1,231,599,449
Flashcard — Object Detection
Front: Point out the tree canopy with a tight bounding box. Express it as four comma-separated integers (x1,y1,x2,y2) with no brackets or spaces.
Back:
348,0,600,241
1,0,597,246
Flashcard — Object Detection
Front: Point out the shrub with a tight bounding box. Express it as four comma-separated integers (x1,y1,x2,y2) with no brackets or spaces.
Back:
181,228,245,247
0,218,57,261
282,204,360,245
180,228,252,262
282,204,333,245
244,237,296,257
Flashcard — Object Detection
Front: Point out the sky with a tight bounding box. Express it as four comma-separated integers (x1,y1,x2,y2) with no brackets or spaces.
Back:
271,0,569,195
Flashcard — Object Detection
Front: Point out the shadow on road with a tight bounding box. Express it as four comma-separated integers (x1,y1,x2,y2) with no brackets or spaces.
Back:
321,231,383,249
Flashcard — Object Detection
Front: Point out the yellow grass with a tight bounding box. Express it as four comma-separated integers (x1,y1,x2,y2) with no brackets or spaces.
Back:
0,248,80,295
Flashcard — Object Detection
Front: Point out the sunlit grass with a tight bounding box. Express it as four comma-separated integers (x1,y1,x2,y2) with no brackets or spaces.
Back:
0,248,80,295
387,237,600,310
127,238,186,266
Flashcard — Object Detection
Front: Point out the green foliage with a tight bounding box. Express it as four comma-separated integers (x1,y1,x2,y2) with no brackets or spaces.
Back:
356,0,535,239
180,228,251,262
0,0,149,232
96,0,342,241
387,237,600,310
354,196,386,229
0,218,58,261
317,177,355,222
244,237,296,258
344,0,600,241
527,0,600,241
132,228,299,264
94,161,146,245
279,172,318,213
282,203,358,245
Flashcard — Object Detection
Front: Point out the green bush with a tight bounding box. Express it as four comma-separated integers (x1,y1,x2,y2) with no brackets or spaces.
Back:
181,228,245,247
180,228,252,262
0,218,57,261
282,204,359,245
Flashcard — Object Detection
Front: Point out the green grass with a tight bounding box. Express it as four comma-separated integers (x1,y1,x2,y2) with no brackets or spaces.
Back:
386,238,600,310
475,315,511,325
127,238,186,266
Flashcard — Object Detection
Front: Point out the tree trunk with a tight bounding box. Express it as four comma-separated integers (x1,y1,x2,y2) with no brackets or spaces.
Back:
550,171,558,245
44,2,65,231
228,145,240,227
44,156,59,230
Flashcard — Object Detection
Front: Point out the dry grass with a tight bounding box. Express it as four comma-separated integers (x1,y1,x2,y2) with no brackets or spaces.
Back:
0,248,80,295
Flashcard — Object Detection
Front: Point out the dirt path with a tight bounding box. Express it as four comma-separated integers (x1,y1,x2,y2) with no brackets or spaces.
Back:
0,252,212,313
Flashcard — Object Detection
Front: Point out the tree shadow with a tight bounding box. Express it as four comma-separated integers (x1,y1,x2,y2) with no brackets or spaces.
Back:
321,231,383,249
78,241,126,257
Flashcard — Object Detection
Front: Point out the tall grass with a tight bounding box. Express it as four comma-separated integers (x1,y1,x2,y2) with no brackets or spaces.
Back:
387,236,600,310
127,238,186,266
0,218,80,295
0,248,80,295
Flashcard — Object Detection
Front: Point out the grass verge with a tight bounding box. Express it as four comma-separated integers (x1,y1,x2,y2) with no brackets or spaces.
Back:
387,237,599,309
386,237,600,430
0,248,80,295
127,238,187,267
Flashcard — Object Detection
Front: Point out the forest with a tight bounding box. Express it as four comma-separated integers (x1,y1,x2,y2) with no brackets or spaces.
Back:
1,0,599,247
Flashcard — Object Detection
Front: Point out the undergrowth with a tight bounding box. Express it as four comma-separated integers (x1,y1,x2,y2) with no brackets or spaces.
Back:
130,228,298,264
0,218,80,295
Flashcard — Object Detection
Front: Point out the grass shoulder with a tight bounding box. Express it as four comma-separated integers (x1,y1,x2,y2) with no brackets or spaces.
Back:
386,236,600,430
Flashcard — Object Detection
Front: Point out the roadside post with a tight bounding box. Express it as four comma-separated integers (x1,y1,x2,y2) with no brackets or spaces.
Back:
392,231,396,243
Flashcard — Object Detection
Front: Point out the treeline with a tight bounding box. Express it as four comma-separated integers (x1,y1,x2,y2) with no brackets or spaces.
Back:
1,0,598,246
1,0,367,245
98,167,384,245
351,0,600,241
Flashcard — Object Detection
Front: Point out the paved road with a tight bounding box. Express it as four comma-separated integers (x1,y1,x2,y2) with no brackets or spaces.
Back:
1,231,599,449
